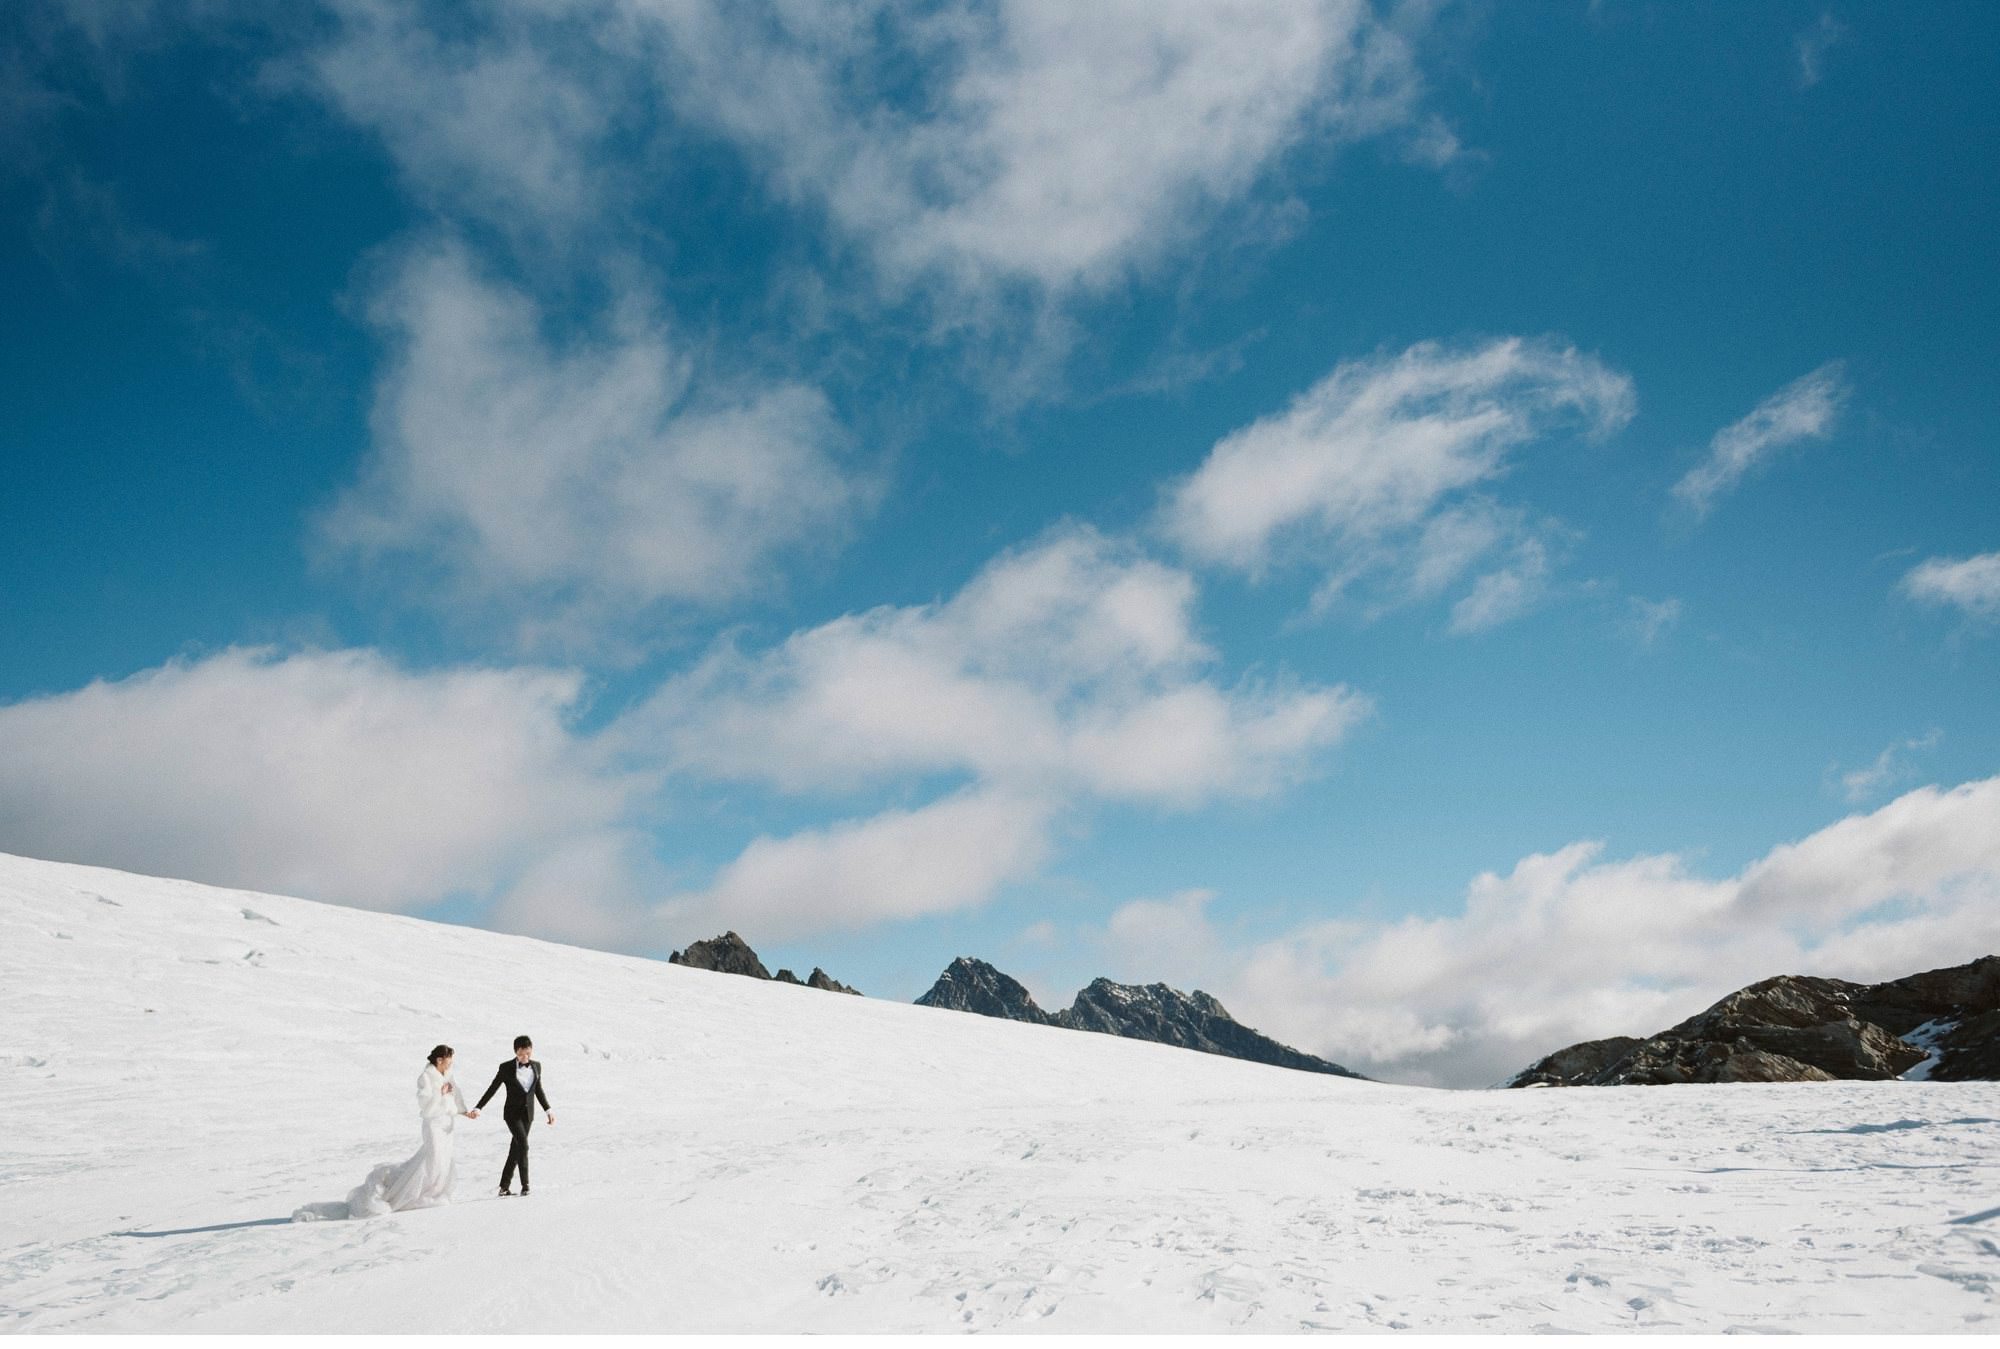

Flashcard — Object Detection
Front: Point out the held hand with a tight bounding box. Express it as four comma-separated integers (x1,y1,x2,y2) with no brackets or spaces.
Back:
547,1113,556,1125
467,1109,480,1119
440,1082,452,1094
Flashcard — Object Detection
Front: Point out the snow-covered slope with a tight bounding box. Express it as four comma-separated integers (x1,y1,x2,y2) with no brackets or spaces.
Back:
3,852,1996,1333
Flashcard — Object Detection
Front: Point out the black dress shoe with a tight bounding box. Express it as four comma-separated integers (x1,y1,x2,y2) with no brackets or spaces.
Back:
498,1186,513,1197
520,1186,531,1196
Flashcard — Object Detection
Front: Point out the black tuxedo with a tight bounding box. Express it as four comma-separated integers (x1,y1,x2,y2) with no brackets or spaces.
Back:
477,1058,551,1117
476,1059,551,1191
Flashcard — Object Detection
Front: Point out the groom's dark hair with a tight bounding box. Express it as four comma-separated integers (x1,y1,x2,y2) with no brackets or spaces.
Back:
514,1035,532,1050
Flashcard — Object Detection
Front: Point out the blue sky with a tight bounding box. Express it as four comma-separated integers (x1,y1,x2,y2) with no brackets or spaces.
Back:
3,1,1997,1085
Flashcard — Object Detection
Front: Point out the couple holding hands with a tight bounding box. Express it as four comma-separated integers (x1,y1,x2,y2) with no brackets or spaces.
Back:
300,1035,555,1222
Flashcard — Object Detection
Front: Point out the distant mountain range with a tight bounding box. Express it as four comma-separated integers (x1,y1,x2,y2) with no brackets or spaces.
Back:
665,936,1363,1078
668,929,2000,1091
915,956,1364,1079
668,931,861,995
1507,955,2000,1087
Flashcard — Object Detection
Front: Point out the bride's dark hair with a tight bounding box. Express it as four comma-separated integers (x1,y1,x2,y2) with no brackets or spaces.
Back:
427,1044,454,1066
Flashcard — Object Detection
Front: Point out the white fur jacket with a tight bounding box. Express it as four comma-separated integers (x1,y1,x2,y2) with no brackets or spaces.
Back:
417,1064,474,1125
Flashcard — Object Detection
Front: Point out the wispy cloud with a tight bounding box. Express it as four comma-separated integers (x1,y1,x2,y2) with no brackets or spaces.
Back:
319,238,874,651
33,169,207,272
1672,361,1848,517
1447,534,1554,634
1836,730,1941,804
1794,12,1848,88
1902,549,2000,621
1160,336,1634,631
275,0,617,244
1625,595,1684,646
634,0,1453,306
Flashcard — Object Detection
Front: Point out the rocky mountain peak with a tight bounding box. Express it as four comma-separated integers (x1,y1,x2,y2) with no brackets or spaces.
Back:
915,956,1053,1024
668,931,770,979
669,932,860,995
808,967,861,996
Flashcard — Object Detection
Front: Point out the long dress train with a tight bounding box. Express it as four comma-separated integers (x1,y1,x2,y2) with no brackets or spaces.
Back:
294,1064,474,1221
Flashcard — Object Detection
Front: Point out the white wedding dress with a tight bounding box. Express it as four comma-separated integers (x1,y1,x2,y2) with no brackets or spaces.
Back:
294,1064,474,1221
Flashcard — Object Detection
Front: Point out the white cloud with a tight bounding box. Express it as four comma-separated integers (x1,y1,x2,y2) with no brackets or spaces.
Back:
1626,595,1683,646
630,526,1366,936
1162,337,1633,629
634,526,1365,804
1794,12,1847,89
487,827,675,952
1671,361,1848,517
1734,777,2000,923
1836,730,1940,804
320,239,871,646
0,646,640,915
621,0,1450,303
1175,777,2000,1087
1902,550,2000,621
289,1,1455,314
1018,919,1058,947
279,0,615,235
1403,500,1514,601
1101,887,1220,990
1446,534,1553,634
659,787,1058,942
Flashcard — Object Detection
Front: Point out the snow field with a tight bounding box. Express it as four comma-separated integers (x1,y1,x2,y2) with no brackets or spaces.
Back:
2,851,1996,1332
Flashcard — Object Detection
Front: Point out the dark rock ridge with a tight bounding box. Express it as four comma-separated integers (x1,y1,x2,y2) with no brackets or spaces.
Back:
1508,955,2000,1087
916,957,1363,1079
668,932,771,979
669,933,860,995
916,956,1056,1023
806,967,860,995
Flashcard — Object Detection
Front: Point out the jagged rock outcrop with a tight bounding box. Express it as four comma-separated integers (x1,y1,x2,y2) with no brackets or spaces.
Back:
668,932,771,980
807,967,861,996
916,957,1055,1023
1508,956,2000,1087
1508,1036,1645,1088
669,933,860,995
915,959,1363,1078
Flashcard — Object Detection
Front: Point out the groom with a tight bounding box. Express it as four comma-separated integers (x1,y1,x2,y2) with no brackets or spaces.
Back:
472,1036,554,1196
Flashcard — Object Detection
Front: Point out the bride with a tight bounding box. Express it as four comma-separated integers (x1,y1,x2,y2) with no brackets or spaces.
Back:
295,1045,481,1221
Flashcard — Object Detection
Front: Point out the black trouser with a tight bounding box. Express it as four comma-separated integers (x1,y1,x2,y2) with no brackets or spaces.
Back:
501,1112,533,1190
